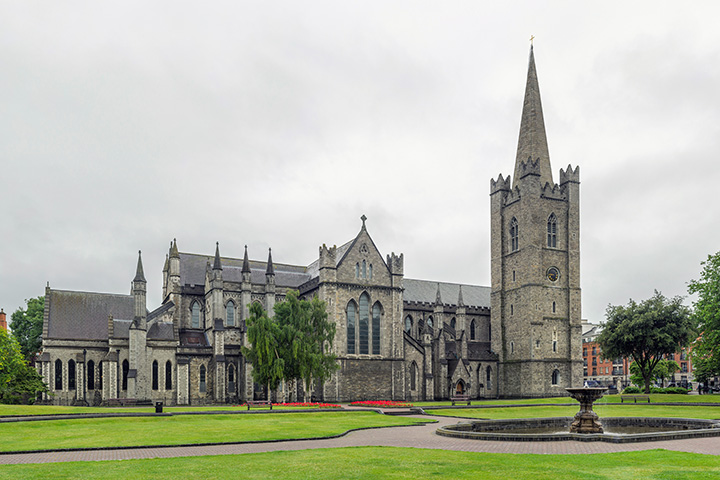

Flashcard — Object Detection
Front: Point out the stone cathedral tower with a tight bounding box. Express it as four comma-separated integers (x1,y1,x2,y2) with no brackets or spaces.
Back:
490,46,583,397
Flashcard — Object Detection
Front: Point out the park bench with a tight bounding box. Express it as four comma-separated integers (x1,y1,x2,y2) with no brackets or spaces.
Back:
620,394,650,403
450,394,471,406
246,399,273,410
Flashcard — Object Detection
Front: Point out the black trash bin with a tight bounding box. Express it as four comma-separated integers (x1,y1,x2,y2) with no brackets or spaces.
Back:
155,402,163,413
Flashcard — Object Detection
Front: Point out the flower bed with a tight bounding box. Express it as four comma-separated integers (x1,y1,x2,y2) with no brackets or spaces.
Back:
349,400,413,408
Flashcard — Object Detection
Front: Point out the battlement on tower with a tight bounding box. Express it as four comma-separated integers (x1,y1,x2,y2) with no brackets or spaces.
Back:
560,164,580,185
386,252,404,275
490,174,511,194
319,244,337,269
518,156,542,180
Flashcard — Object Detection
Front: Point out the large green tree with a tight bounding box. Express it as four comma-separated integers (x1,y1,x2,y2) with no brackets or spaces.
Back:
598,291,693,394
10,296,45,361
688,252,720,381
242,291,337,401
0,329,48,404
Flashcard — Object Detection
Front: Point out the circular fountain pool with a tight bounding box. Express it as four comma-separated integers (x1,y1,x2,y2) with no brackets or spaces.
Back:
437,417,720,443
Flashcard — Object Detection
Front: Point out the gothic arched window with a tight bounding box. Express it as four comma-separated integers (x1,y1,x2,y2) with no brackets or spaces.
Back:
427,316,433,330
87,360,95,390
551,369,560,385
226,300,235,327
404,315,413,334
362,260,367,280
165,361,172,390
55,359,63,390
369,264,373,280
410,362,417,390
486,366,492,390
346,301,357,354
355,263,359,279
122,359,129,390
228,364,235,384
450,317,456,330
359,293,369,354
547,213,557,248
68,359,76,390
470,319,476,340
510,217,519,252
372,302,381,355
199,365,206,393
152,360,159,390
191,302,201,328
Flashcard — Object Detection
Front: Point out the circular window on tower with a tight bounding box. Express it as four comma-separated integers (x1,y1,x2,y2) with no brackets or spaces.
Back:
547,267,560,282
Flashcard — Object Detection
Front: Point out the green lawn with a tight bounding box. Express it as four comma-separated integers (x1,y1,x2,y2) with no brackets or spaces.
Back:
0,404,341,416
0,411,429,453
416,394,720,407
2,447,720,479
430,404,720,420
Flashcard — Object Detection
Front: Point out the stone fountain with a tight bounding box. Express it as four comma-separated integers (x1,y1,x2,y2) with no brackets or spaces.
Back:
566,387,607,433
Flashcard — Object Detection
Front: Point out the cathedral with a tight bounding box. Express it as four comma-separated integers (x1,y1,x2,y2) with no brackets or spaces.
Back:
37,46,582,405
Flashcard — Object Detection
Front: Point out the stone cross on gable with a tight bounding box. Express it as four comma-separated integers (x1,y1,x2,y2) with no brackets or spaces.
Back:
361,214,367,228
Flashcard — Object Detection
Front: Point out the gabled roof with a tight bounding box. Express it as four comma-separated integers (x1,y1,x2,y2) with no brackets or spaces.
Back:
46,289,135,340
403,279,490,309
179,252,310,289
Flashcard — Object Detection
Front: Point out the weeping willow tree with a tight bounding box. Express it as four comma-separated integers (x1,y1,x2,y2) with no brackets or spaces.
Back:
242,291,337,401
241,302,285,391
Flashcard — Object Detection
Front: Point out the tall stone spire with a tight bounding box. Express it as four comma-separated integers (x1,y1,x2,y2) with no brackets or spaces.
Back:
266,248,275,275
242,245,251,274
513,45,553,188
213,242,222,271
134,250,146,283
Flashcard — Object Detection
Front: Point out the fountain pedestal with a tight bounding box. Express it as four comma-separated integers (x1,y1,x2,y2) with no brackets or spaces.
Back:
566,387,607,434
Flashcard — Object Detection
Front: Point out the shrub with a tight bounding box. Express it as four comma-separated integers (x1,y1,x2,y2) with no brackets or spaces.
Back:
622,386,641,394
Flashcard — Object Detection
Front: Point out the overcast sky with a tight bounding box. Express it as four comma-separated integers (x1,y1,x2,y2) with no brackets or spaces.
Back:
2,2,720,325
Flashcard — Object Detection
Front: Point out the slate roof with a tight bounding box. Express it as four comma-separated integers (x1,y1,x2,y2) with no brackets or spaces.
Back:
147,322,175,341
179,252,310,289
402,279,491,309
112,319,131,339
47,290,135,341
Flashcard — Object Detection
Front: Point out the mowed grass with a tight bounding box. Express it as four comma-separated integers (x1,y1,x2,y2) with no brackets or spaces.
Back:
0,404,341,417
2,447,720,479
417,394,720,407
430,404,720,420
0,411,428,453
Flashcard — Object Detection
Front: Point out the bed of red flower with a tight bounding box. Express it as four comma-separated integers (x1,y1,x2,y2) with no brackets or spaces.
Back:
349,400,413,408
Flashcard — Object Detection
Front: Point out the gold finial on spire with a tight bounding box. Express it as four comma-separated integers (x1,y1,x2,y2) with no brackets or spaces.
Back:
530,35,535,45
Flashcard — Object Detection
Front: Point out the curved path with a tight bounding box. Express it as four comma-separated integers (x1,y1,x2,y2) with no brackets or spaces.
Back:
3,412,720,465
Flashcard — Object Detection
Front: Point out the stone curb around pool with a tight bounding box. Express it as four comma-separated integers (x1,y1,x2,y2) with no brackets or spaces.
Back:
0,418,437,456
436,416,720,444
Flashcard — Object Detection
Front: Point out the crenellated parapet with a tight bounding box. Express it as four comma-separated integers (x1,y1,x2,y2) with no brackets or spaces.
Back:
490,173,511,195
503,185,521,206
319,244,337,269
518,156,542,180
560,164,580,185
541,182,566,201
387,252,404,276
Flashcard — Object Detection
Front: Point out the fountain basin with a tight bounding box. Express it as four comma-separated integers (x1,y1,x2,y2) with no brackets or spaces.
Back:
436,417,720,443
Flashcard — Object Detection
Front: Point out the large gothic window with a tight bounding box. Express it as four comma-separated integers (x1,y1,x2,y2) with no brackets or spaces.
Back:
346,301,357,354
226,300,235,327
165,361,172,390
470,319,476,340
372,302,381,355
547,213,557,248
122,360,129,390
359,293,369,354
55,359,62,390
404,315,413,334
68,359,76,390
510,217,519,252
87,360,95,390
191,302,201,328
152,360,159,390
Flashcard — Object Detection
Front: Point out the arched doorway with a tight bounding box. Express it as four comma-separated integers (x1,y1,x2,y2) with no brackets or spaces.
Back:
455,380,465,395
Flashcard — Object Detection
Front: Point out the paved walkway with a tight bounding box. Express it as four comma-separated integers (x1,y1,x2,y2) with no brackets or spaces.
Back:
3,414,720,465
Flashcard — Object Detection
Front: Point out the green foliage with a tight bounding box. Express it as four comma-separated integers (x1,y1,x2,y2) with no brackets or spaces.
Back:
10,296,44,361
0,329,48,404
689,252,720,381
598,291,693,394
241,302,285,390
622,386,641,394
654,359,680,387
242,291,338,398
